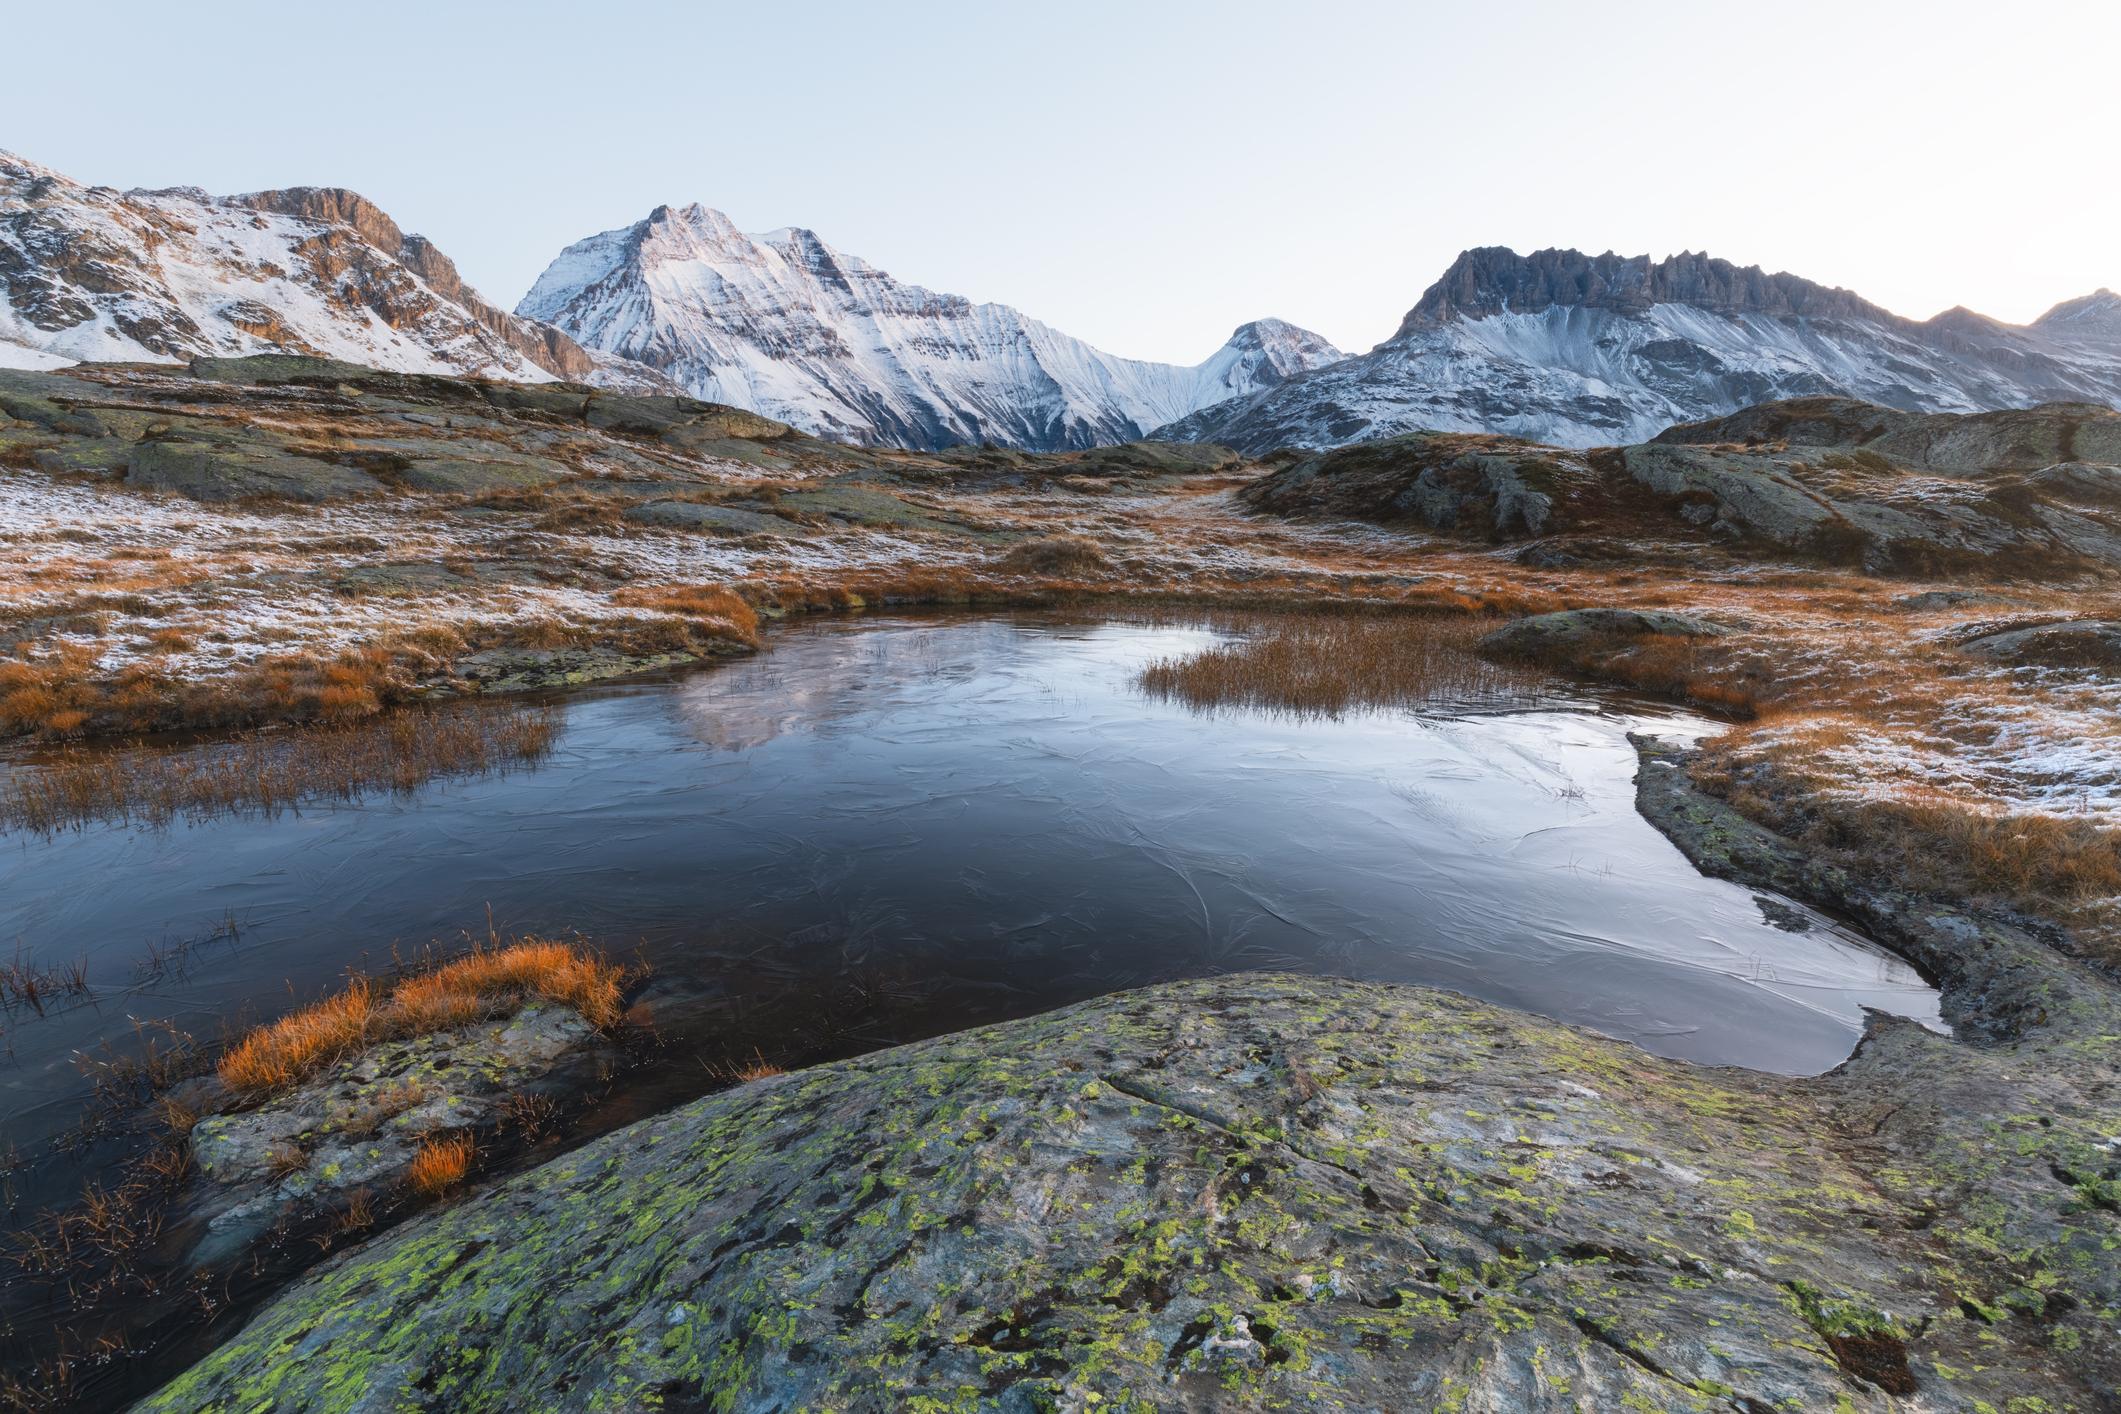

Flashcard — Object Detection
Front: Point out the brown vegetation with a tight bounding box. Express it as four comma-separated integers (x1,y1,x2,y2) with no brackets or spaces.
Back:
0,701,562,834
407,1134,473,1196
216,938,625,1098
1138,611,1550,718
1695,746,2121,954
707,1049,786,1085
996,534,1109,577
609,582,761,648
0,641,417,739
1484,627,1764,715
0,946,92,1014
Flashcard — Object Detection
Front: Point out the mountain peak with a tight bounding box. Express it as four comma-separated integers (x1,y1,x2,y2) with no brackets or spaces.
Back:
1157,247,2121,455
2034,288,2121,339
1398,246,1891,337
1220,319,1345,379
521,207,1342,450
0,149,593,381
238,186,406,254
0,148,65,183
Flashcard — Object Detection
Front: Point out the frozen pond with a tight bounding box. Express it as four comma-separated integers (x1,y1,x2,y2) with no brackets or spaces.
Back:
0,612,1939,1169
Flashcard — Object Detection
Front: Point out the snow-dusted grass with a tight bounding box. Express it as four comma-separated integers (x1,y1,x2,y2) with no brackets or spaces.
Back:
0,467,973,687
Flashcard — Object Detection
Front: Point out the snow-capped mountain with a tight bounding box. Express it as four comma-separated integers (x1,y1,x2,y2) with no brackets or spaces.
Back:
1155,248,2121,452
519,203,1344,451
0,150,602,382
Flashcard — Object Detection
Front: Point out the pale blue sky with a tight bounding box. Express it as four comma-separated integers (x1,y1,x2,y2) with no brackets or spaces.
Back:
5,0,2114,362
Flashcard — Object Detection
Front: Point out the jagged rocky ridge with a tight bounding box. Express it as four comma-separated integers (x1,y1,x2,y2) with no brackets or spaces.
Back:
1160,248,2121,452
0,152,643,387
519,202,1344,451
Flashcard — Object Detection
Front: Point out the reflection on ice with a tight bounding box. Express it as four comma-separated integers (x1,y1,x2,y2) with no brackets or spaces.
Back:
664,613,1938,1067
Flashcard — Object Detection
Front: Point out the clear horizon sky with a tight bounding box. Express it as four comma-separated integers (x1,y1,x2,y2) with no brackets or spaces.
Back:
5,0,2114,363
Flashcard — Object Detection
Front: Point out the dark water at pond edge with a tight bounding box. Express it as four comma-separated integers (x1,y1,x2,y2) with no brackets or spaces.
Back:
3,613,1936,1162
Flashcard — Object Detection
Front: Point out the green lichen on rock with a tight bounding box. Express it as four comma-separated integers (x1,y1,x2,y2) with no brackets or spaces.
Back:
137,957,2116,1411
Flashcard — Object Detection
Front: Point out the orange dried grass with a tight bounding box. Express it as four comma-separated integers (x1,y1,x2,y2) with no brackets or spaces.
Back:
216,939,624,1097
610,582,761,647
408,1134,473,1195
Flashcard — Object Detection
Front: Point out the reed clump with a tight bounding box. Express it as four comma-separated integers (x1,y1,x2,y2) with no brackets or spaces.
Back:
996,534,1109,577
216,938,625,1098
1138,612,1550,718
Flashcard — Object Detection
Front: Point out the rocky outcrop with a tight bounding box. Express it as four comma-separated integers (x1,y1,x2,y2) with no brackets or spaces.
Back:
1954,617,2121,670
1479,608,1730,658
1238,397,2121,578
1663,398,2121,473
125,439,383,503
621,500,794,536
1398,247,1894,331
180,1004,609,1269
0,357,821,518
137,923,2119,1413
1650,396,1921,451
1238,432,1588,537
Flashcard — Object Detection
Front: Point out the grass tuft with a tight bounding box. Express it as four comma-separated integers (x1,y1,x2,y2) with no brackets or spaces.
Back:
609,582,761,649
996,535,1109,577
407,1134,473,1196
216,938,625,1098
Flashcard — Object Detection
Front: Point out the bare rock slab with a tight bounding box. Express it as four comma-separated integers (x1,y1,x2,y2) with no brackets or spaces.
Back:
138,970,2114,1412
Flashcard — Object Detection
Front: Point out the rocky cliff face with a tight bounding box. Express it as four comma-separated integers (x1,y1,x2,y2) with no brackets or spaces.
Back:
0,152,598,383
1159,247,2121,452
519,202,1345,451
1399,247,1895,328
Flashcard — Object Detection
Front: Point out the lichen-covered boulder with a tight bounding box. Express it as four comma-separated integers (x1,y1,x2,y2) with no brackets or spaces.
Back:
137,968,2115,1413
621,500,795,536
1240,432,1588,538
1479,606,1729,658
1956,617,2121,671
126,440,381,503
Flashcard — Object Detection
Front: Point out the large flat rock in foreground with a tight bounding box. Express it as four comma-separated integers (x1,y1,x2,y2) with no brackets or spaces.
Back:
140,973,2113,1411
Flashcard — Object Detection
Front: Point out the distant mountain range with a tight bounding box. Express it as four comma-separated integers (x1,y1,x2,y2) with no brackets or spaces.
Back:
516,202,1342,450
4,147,2117,453
1156,248,2121,450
